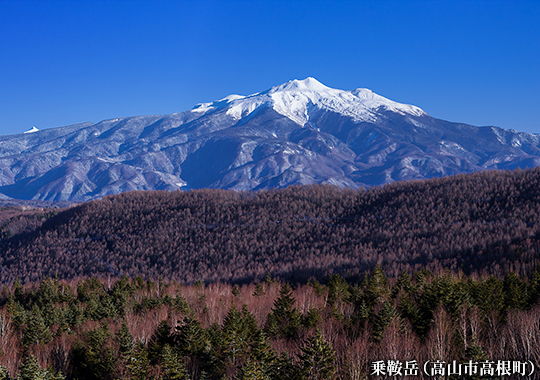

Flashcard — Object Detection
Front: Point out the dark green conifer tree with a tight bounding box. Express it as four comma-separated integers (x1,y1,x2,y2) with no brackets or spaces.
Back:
148,320,173,364
503,272,527,310
116,320,135,379
250,330,275,364
13,278,24,305
16,355,65,380
253,283,265,297
326,273,349,307
298,330,336,380
264,284,301,339
220,304,256,375
66,302,83,327
365,265,389,305
241,360,270,380
110,276,132,317
398,295,422,337
97,295,119,320
473,276,504,316
464,339,487,380
127,344,152,380
161,344,189,380
391,271,413,298
372,301,398,342
175,316,205,356
302,307,321,329
6,296,26,327
465,339,486,362
71,323,116,380
22,305,52,347
16,355,43,380
268,353,298,380
117,321,135,358
528,268,540,306
445,279,470,317
248,330,276,378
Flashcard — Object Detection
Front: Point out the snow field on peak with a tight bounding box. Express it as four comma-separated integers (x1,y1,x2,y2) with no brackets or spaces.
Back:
191,77,426,125
270,77,333,92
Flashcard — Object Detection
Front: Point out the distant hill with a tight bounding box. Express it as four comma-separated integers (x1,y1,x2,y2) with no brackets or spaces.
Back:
1,168,539,283
1,78,540,201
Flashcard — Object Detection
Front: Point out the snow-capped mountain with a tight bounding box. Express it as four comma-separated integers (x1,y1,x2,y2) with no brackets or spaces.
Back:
1,77,539,201
192,77,425,125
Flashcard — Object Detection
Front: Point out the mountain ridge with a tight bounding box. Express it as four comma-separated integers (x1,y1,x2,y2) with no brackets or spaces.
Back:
1,78,539,201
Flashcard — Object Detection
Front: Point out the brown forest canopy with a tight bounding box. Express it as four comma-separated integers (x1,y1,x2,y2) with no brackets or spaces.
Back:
1,167,540,284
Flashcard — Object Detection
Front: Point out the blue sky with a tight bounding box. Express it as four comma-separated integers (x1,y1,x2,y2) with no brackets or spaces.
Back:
1,0,539,136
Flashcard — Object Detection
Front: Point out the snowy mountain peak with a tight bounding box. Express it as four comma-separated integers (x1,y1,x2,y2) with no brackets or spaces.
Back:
269,77,332,93
265,78,426,125
190,78,426,126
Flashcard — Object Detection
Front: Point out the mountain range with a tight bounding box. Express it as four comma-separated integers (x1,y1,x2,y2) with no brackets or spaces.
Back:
1,77,539,202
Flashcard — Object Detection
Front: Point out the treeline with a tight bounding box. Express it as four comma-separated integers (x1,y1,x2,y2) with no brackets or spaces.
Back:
2,168,540,283
0,270,540,379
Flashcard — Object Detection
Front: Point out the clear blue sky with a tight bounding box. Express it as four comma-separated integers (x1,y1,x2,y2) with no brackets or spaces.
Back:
1,0,539,136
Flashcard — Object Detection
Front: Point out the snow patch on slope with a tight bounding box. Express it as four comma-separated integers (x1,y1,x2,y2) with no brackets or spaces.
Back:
24,126,39,134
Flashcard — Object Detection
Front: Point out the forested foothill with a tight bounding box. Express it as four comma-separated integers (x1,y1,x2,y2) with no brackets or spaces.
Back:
0,271,539,379
0,168,540,378
1,168,540,284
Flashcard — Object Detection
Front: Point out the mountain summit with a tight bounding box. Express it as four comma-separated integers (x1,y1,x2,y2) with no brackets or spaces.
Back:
1,78,539,201
192,77,425,126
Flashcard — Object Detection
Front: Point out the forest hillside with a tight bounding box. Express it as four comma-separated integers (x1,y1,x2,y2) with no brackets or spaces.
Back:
1,272,540,379
1,168,540,284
